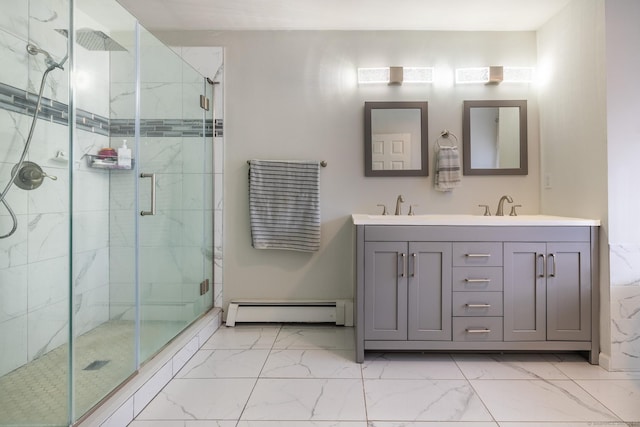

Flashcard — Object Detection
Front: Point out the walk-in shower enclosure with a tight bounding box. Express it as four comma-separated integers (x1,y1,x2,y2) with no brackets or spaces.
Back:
0,0,215,424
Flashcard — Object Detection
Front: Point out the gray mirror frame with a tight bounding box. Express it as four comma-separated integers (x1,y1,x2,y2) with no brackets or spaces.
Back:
462,100,528,175
364,101,429,177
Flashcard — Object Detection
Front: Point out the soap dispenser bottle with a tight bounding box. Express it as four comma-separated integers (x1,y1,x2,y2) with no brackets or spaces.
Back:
117,140,132,169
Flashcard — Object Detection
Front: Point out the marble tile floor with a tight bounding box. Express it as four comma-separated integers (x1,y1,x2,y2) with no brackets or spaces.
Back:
130,324,640,427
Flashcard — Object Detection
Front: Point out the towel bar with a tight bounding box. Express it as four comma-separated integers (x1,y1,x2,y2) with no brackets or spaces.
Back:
247,160,327,167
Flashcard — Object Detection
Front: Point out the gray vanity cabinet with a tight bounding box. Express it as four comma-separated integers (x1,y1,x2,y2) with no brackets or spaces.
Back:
408,242,452,340
504,242,591,342
355,224,599,364
363,241,451,341
363,242,407,340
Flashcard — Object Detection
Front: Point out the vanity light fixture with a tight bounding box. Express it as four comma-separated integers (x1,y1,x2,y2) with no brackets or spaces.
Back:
357,66,433,85
455,66,534,84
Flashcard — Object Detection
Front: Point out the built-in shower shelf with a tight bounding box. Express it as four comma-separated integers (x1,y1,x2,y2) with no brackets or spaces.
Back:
86,154,134,170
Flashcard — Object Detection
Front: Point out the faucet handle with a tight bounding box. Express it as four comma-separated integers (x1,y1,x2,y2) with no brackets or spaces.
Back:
509,204,522,216
408,205,418,216
377,204,388,215
478,204,491,216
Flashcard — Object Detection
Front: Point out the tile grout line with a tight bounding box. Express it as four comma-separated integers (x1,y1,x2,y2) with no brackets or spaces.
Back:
451,353,500,426
233,323,283,425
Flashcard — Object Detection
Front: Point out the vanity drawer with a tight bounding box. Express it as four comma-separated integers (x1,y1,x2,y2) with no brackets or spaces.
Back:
453,292,503,316
452,267,503,292
453,317,503,341
453,242,503,266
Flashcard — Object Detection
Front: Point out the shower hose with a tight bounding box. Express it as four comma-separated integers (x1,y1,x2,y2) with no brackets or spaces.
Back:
0,66,56,239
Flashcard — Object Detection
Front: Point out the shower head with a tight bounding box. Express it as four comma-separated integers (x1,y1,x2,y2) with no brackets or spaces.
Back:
55,28,127,52
26,43,67,71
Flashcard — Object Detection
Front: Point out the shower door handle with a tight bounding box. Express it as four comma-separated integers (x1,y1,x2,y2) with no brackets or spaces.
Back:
140,173,156,216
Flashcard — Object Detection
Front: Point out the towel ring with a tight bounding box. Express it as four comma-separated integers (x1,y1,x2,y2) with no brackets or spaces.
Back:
435,130,459,150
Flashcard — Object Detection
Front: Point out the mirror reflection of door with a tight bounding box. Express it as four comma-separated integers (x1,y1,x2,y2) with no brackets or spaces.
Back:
364,101,429,177
371,133,411,170
370,108,421,170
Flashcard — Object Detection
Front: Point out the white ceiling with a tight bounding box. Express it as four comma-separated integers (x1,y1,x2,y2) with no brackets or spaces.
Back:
115,0,571,32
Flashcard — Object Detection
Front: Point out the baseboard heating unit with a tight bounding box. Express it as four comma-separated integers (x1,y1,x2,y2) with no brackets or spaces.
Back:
225,299,353,327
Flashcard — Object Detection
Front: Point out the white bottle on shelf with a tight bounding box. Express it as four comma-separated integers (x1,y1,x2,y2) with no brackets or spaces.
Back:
117,139,132,169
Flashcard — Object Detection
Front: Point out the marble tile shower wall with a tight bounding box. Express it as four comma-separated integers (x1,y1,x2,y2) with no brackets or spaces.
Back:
0,0,113,378
609,244,640,371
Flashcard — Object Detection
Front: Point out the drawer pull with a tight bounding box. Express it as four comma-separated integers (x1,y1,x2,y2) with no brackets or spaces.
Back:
466,328,491,333
465,278,491,283
465,253,491,258
399,253,406,277
465,303,491,308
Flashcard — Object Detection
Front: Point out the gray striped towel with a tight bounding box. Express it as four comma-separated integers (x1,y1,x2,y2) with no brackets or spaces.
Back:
249,160,321,252
434,146,461,192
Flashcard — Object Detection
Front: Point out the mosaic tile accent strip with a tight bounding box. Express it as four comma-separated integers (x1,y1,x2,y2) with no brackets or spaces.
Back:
110,118,214,138
0,82,215,138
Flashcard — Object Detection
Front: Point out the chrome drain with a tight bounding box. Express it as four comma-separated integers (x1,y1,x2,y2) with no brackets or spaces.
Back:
83,360,110,371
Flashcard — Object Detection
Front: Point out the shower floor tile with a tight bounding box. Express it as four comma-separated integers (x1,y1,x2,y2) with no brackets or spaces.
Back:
0,320,183,425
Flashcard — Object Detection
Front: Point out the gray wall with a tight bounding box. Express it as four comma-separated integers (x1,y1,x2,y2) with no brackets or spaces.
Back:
160,30,540,313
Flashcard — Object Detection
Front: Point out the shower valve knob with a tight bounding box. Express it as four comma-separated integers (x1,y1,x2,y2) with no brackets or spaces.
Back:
11,161,57,190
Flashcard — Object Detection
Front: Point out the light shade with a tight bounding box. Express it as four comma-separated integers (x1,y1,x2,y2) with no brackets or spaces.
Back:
455,67,489,84
456,66,535,84
503,67,535,83
357,67,433,85
357,67,390,84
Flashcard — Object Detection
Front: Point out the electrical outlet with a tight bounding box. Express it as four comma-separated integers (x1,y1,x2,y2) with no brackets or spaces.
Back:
544,173,552,189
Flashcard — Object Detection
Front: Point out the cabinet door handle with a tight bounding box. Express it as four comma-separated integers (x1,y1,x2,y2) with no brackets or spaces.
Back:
465,253,491,258
466,328,491,333
465,278,491,283
465,303,491,308
399,253,406,278
537,253,545,278
548,253,556,277
140,173,156,216
411,253,417,277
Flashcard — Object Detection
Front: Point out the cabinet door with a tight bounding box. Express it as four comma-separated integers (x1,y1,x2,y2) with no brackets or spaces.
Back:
408,242,452,340
364,241,408,340
546,242,591,341
504,242,546,341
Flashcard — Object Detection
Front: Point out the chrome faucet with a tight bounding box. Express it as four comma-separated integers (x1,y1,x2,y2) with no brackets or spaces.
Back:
395,194,405,215
495,195,513,216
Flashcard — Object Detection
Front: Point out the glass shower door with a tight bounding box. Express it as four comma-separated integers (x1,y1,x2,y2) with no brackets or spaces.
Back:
71,0,138,419
137,27,212,362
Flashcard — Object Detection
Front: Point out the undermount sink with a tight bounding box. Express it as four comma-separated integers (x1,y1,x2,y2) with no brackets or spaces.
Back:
352,214,600,226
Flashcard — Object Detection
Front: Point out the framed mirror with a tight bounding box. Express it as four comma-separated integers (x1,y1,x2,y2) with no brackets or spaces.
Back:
364,101,428,177
463,100,527,175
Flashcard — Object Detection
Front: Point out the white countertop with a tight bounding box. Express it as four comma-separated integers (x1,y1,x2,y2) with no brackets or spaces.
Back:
351,214,600,226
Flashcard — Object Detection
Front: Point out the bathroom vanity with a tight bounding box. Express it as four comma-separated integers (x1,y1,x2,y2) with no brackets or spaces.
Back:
352,214,600,364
